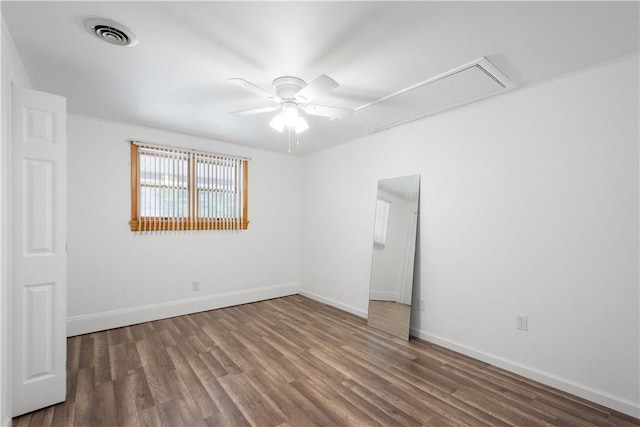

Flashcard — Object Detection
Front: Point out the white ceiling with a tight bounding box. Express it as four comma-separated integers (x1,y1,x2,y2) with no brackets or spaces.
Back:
2,1,638,155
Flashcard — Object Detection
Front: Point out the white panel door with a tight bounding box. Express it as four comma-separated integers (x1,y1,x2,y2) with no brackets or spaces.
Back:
11,85,67,416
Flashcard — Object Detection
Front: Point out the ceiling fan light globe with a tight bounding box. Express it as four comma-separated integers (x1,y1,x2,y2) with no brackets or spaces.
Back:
269,113,285,132
295,116,309,134
282,104,299,128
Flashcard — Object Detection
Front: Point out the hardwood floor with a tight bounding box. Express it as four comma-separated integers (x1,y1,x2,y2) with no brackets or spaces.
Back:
13,295,639,427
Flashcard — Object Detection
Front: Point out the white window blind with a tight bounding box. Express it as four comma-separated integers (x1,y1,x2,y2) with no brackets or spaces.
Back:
131,142,248,232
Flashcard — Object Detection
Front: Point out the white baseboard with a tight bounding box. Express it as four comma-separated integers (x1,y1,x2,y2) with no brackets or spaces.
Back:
67,282,299,336
298,290,367,318
411,327,640,419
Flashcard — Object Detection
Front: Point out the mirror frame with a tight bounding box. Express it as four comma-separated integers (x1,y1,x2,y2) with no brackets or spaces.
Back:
367,175,420,340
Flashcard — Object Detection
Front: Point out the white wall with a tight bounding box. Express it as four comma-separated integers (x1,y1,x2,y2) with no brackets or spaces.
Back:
1,16,32,427
300,56,640,417
66,115,301,335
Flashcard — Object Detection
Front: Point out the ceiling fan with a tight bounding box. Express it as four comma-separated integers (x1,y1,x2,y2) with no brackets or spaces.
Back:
228,74,353,134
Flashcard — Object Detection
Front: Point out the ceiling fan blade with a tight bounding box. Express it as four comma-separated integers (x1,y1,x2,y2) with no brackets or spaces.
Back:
302,104,353,120
229,78,281,102
295,74,339,103
229,105,280,116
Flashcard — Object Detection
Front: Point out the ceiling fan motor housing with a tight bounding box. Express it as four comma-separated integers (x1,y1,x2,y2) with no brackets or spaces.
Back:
272,76,306,100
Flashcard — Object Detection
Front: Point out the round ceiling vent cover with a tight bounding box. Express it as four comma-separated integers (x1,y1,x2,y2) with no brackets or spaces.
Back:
84,17,138,47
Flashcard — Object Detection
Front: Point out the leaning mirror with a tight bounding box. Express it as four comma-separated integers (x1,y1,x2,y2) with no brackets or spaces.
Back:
367,175,420,340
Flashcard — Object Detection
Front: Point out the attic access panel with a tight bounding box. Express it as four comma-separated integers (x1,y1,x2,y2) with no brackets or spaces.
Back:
355,58,514,133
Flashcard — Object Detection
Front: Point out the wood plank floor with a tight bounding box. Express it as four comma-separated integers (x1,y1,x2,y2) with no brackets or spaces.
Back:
13,295,639,427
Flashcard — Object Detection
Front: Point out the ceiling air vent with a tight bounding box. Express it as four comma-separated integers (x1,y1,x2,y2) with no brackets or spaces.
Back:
355,57,514,133
84,17,138,47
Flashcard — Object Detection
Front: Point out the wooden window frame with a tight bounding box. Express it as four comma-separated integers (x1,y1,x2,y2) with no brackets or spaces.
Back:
130,143,248,231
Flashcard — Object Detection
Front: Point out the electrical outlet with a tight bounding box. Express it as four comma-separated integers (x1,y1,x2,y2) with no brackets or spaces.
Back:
516,314,528,331
419,299,426,311
192,281,200,291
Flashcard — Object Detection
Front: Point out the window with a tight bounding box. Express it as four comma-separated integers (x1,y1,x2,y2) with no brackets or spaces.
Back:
130,142,248,231
373,198,390,247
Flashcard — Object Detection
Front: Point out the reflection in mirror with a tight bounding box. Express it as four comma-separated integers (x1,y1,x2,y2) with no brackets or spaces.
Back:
367,175,420,340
